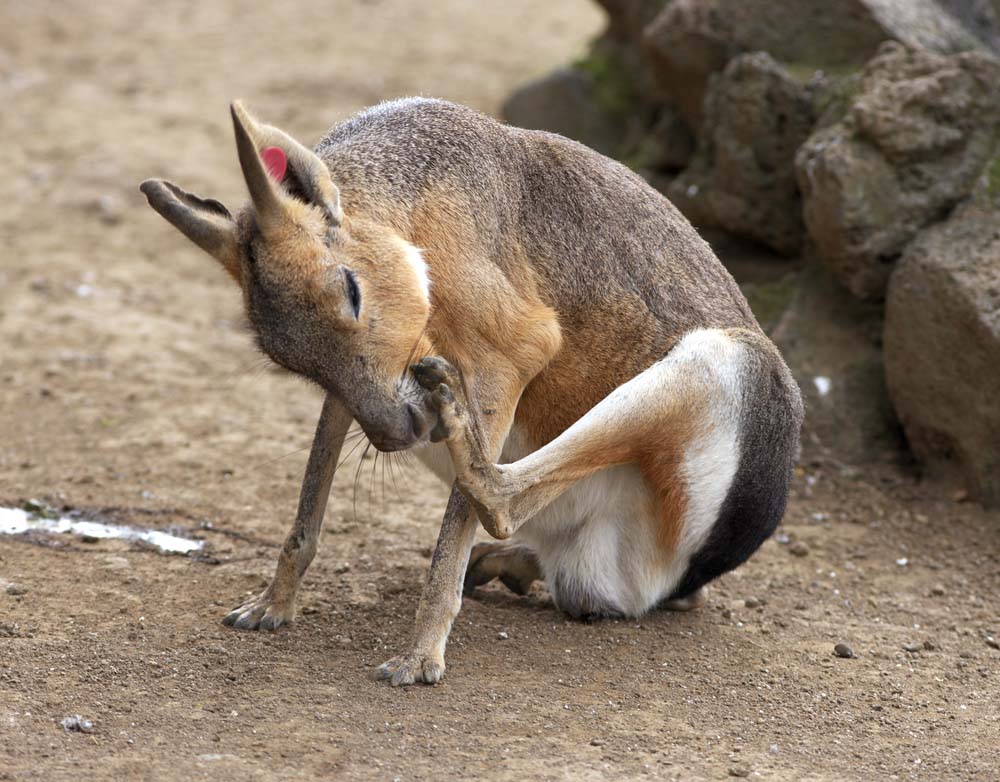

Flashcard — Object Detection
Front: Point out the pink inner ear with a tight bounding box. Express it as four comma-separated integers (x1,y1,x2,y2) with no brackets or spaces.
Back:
261,146,287,182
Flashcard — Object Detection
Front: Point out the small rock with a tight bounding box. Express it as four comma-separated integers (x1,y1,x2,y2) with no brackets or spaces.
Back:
497,631,509,641
301,606,319,615
744,597,761,609
930,585,946,597
333,563,351,574
589,738,605,747
789,541,810,557
986,637,999,650
96,194,123,225
834,642,856,659
902,642,922,653
728,766,750,778
5,583,27,596
923,640,936,651
60,715,95,734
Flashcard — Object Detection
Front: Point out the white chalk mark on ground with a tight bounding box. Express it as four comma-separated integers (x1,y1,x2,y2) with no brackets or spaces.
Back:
0,506,203,554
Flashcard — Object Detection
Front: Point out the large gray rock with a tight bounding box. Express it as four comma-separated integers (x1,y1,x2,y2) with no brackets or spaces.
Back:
668,53,816,255
884,199,1000,505
936,0,1000,51
755,266,902,464
796,42,1000,299
642,0,985,129
595,0,670,44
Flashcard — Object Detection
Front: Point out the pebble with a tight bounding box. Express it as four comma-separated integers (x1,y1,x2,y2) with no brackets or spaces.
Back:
834,643,855,659
789,541,810,557
929,585,946,597
6,583,27,596
333,563,351,574
589,738,605,747
60,715,95,734
902,643,922,653
96,194,123,225
744,597,761,609
728,766,750,778
497,631,509,641
986,637,999,650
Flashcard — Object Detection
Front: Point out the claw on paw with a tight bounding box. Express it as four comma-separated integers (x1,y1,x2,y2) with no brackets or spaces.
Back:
411,356,460,391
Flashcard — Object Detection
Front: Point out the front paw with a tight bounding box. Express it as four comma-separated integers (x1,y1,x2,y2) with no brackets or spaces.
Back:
374,651,444,686
222,590,295,631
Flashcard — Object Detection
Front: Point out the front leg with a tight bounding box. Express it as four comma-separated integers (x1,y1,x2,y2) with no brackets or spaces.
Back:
223,393,352,630
375,359,523,685
374,488,475,685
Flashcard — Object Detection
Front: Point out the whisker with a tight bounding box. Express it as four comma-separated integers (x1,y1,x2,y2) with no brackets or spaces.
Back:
337,433,369,472
217,356,273,393
380,449,388,506
352,441,372,523
386,451,404,502
243,444,313,474
369,448,379,519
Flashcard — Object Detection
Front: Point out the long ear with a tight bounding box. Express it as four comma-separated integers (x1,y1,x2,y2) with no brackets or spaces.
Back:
139,179,241,282
230,100,342,227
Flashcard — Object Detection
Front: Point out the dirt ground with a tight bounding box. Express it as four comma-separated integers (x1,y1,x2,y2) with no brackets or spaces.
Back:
1,1,999,780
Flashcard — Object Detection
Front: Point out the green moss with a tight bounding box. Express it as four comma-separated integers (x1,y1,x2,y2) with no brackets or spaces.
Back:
742,272,799,334
572,50,635,123
810,71,863,129
782,61,858,85
985,152,1000,201
620,134,661,174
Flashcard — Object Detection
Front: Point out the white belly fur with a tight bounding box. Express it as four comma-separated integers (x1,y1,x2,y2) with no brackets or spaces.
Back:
411,356,741,618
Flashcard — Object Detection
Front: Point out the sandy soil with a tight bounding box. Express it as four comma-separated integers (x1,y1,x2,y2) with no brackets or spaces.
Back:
1,1,999,780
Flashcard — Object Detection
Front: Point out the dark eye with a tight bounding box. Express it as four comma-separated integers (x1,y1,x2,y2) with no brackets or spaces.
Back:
344,269,361,319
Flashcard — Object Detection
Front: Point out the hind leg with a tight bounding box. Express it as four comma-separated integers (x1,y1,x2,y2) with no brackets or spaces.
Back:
413,331,746,546
464,541,542,596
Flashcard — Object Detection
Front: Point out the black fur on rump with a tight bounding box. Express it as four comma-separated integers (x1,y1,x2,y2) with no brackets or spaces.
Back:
669,336,804,601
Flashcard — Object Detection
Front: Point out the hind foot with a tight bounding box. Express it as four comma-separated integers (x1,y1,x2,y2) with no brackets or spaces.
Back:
464,541,541,596
411,356,467,443
660,586,707,612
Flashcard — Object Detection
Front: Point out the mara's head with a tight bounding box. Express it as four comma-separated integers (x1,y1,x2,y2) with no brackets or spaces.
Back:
140,102,434,451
